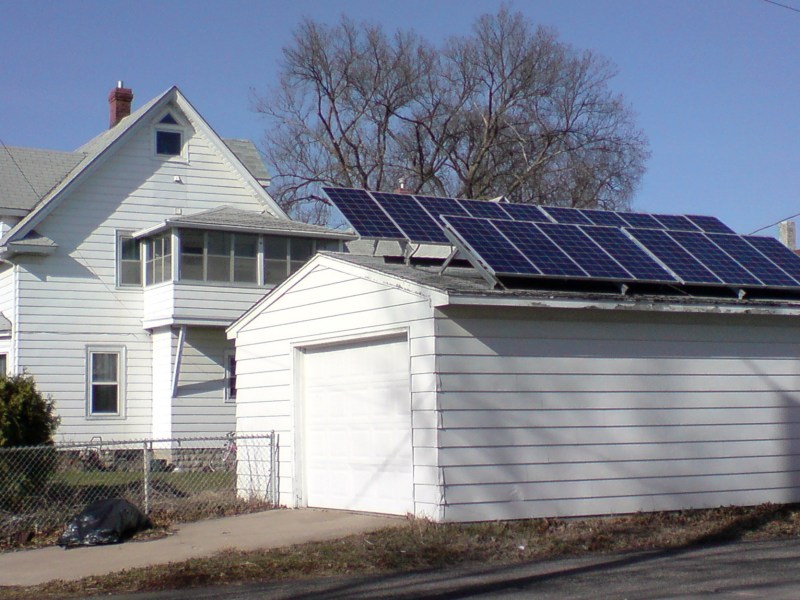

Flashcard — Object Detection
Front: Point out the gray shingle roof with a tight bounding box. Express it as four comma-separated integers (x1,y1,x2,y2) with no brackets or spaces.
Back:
223,139,270,182
0,146,84,211
148,206,354,239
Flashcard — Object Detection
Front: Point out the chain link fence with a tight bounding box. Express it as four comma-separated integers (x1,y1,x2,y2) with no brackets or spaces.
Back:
0,433,277,547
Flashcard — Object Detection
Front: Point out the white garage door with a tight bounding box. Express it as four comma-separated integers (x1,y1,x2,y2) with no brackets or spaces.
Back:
301,335,413,515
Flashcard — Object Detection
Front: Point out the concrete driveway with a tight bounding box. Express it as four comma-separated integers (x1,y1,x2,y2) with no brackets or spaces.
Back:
0,509,402,587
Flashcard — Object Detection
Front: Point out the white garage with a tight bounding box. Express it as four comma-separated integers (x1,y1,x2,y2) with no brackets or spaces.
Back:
228,252,800,522
299,336,413,515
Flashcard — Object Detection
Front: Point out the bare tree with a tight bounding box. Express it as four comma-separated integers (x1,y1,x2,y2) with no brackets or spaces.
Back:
255,8,649,222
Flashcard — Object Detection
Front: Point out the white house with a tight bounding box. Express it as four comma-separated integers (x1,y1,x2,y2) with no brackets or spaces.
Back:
228,211,800,522
0,83,352,443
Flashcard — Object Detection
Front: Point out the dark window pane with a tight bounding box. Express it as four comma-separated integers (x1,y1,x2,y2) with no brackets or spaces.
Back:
92,353,117,382
233,256,257,283
207,256,231,282
290,238,315,261
92,385,118,413
156,130,182,156
181,255,203,280
181,230,204,255
234,234,257,257
120,237,139,260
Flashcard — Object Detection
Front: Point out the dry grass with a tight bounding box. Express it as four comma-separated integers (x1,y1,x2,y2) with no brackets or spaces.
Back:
2,503,800,599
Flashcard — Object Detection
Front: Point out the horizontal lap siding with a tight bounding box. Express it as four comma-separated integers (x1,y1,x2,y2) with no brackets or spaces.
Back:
17,121,270,441
234,264,438,517
436,306,800,521
172,327,235,436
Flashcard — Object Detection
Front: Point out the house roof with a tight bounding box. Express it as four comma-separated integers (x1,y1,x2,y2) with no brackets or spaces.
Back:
230,250,800,338
222,139,270,183
0,147,84,213
133,206,356,240
0,86,285,255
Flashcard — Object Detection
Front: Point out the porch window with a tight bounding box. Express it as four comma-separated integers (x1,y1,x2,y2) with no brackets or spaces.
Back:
225,352,237,402
117,232,142,287
145,233,172,285
178,230,258,284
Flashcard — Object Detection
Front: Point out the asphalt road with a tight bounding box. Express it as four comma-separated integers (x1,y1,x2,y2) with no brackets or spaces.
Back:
103,537,800,599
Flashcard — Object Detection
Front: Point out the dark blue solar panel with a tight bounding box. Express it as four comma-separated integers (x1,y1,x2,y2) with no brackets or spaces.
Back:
492,220,587,278
370,192,449,243
667,230,761,286
540,206,593,225
581,226,677,282
653,215,701,231
536,223,631,279
500,203,552,223
579,209,628,227
322,188,404,239
626,228,722,284
459,199,512,220
686,215,736,234
744,236,800,282
415,196,470,224
619,213,663,229
708,234,799,287
441,215,540,276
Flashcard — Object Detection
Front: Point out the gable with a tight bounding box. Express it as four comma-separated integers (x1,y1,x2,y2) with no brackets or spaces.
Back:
1,87,285,251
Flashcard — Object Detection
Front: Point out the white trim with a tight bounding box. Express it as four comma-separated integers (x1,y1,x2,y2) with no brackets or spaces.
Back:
85,345,127,419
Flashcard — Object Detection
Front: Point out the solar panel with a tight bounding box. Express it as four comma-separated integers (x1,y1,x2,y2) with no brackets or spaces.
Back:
322,187,404,239
666,230,761,286
579,209,628,227
626,228,722,284
499,203,552,223
440,215,540,275
370,192,449,243
581,226,678,282
492,220,587,278
414,195,470,224
536,223,631,279
686,215,736,235
540,206,593,225
743,236,800,283
618,212,664,229
653,215,701,232
707,234,799,287
459,199,512,220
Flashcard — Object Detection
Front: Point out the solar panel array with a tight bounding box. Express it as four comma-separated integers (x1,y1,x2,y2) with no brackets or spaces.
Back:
323,187,800,292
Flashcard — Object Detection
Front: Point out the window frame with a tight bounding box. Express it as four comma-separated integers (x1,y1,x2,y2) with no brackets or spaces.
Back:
116,231,142,287
153,112,187,161
86,346,126,419
224,351,237,403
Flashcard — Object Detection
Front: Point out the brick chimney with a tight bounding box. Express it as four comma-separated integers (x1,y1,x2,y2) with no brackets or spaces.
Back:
393,178,414,195
108,81,133,128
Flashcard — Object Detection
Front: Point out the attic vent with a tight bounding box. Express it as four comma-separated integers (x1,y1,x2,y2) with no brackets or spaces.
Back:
159,113,179,125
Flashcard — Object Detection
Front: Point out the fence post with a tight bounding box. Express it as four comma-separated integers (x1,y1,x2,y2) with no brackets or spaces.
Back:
270,431,278,505
143,440,152,514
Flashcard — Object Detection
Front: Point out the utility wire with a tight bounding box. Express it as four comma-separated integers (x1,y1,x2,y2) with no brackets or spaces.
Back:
762,0,800,14
0,138,41,199
749,211,800,235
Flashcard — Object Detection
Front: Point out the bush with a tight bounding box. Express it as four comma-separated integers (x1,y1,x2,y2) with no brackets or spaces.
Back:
0,373,59,510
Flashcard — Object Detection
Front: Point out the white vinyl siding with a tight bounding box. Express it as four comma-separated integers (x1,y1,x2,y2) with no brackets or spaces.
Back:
434,306,800,521
13,110,275,442
172,327,235,436
233,262,438,518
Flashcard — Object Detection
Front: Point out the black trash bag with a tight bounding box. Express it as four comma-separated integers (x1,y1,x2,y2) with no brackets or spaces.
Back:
58,498,151,548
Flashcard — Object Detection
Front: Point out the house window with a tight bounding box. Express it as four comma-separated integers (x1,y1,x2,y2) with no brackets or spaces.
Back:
264,236,337,284
0,354,7,377
155,114,183,157
156,130,182,156
117,232,142,286
225,352,237,402
87,348,125,416
178,230,258,284
145,233,172,285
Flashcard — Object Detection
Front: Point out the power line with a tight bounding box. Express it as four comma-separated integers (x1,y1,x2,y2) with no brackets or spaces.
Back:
762,0,800,14
0,138,41,199
749,211,800,235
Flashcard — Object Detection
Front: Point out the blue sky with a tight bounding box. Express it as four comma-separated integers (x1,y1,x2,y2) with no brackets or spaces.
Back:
1,0,798,236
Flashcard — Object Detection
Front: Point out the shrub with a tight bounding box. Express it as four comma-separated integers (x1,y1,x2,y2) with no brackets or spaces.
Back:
0,373,59,510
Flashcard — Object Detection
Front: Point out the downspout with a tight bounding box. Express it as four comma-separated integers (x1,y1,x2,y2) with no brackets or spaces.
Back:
171,325,186,398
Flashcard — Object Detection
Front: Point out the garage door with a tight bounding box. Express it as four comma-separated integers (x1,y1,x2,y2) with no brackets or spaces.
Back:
301,335,413,515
